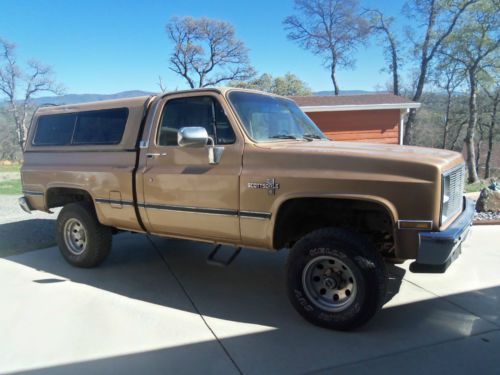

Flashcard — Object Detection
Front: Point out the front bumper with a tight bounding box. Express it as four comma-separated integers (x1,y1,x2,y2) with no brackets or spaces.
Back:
410,197,474,273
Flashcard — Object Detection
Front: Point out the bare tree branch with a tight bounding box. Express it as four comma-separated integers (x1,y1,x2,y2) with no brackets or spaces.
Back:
0,38,64,150
402,0,478,144
364,8,400,95
165,17,255,88
436,0,499,182
283,0,369,95
157,75,168,93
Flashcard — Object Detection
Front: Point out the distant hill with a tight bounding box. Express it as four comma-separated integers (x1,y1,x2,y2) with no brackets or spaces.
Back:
30,90,154,106
16,88,381,107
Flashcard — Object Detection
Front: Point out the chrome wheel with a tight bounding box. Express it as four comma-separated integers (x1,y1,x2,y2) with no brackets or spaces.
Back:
63,218,87,255
302,255,357,312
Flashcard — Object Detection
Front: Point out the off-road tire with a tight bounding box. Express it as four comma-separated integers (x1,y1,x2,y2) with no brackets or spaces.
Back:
56,202,112,268
286,228,387,330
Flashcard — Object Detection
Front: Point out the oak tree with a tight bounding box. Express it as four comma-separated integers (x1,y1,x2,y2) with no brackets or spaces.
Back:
166,16,255,88
402,0,478,144
439,0,499,182
283,0,369,95
365,9,401,96
0,38,63,149
231,72,312,96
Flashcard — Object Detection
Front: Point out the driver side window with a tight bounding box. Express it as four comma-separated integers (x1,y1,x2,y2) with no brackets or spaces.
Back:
157,96,235,146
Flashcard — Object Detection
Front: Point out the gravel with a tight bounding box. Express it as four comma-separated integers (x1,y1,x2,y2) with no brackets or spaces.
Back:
0,195,60,257
474,211,500,222
0,195,61,224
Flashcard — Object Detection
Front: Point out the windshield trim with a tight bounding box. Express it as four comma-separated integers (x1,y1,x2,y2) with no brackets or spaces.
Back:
225,89,327,144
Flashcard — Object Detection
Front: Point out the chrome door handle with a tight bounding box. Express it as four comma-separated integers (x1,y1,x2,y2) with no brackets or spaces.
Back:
146,152,166,158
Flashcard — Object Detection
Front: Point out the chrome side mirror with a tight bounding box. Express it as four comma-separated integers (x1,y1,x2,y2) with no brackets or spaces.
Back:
177,126,224,165
177,127,209,148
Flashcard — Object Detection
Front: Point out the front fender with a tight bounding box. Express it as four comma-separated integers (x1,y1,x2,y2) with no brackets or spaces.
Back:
268,192,399,248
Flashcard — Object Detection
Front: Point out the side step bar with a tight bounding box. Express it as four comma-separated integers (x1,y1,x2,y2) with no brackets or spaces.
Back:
207,245,242,267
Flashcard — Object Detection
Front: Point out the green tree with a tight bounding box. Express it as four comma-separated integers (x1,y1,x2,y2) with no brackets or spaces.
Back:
402,0,478,145
230,72,312,96
479,75,499,179
0,110,20,160
231,73,274,92
439,0,499,182
431,56,466,149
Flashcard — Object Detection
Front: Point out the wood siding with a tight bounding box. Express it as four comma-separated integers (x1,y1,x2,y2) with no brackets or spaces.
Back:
305,109,401,144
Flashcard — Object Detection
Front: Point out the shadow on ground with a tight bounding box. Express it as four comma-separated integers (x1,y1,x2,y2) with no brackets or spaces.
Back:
8,234,495,334
14,323,500,375
4,233,499,374
0,219,56,258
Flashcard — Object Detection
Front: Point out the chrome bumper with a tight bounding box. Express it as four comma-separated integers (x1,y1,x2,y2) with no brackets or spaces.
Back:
410,197,474,273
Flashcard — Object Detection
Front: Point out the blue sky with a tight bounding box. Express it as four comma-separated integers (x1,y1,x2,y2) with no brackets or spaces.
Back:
0,0,408,95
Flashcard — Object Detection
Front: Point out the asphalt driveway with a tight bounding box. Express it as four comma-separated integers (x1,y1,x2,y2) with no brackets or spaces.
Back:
0,226,499,374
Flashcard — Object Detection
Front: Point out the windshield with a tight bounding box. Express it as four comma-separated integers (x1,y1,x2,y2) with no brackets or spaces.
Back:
228,91,328,142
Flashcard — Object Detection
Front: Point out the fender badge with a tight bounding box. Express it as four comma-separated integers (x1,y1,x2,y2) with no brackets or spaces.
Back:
248,178,280,195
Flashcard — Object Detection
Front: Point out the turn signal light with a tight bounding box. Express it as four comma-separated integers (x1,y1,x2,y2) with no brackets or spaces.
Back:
398,220,433,230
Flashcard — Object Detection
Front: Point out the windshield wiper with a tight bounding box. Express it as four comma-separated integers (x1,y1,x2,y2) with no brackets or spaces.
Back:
302,134,322,140
270,134,299,140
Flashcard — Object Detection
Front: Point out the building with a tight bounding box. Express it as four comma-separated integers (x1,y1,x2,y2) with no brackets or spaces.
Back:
291,94,421,145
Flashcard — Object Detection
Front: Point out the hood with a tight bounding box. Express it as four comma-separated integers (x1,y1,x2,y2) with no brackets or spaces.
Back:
254,140,464,172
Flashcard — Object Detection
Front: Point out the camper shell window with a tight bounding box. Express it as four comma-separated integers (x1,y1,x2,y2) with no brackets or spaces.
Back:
33,108,128,146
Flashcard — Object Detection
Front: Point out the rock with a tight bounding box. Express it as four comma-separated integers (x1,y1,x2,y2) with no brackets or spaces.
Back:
476,187,500,212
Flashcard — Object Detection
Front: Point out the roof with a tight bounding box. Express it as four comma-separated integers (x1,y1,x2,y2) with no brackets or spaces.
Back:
36,95,154,115
290,93,421,112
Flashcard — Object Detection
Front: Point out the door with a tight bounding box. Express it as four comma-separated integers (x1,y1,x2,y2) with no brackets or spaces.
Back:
142,93,243,242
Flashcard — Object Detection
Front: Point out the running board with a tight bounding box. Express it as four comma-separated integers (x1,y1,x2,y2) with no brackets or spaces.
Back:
206,245,242,267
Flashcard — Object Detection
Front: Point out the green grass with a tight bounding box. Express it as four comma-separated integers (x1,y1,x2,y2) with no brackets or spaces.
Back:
465,180,488,193
0,164,21,173
0,179,22,195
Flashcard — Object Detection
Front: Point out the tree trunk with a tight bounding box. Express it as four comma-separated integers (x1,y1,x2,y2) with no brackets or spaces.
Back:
450,120,467,151
475,136,481,174
403,58,429,145
464,69,479,183
484,95,498,179
403,109,417,145
389,36,399,96
392,60,399,96
8,102,25,150
330,64,339,96
442,91,452,149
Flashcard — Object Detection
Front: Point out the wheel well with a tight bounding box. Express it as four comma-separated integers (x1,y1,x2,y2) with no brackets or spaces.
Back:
273,198,395,255
46,187,94,209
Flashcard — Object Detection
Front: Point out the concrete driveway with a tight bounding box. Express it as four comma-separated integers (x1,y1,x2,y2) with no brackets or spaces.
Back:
0,226,499,374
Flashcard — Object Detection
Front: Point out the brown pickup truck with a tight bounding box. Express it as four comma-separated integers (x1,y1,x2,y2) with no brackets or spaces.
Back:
19,88,474,330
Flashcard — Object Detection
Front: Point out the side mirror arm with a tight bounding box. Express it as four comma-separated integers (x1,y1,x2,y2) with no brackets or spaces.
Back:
206,136,224,165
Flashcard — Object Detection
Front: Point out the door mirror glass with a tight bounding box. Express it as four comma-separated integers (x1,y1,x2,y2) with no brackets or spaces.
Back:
177,127,209,148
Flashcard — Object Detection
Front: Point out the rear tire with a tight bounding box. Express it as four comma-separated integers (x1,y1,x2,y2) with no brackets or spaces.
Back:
286,228,386,330
56,202,112,268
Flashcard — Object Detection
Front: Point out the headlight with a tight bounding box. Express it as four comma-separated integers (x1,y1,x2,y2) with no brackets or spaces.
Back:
441,165,465,225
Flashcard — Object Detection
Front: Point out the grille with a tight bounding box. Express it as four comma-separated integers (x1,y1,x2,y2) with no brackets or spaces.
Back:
442,165,465,224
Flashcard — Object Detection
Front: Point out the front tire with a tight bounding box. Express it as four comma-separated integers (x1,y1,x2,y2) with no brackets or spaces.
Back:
56,202,112,268
286,228,386,330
